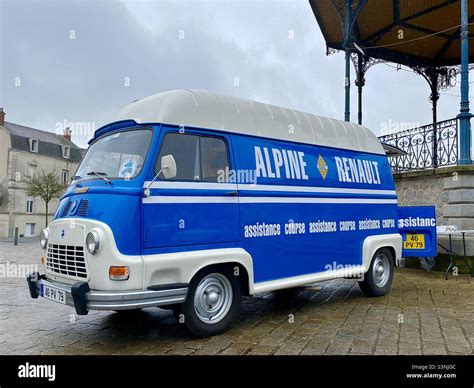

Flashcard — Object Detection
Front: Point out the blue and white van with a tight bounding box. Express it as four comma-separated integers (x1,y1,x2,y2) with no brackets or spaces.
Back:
27,90,402,337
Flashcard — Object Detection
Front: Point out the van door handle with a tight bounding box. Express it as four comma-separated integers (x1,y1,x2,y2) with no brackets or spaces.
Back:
224,191,238,197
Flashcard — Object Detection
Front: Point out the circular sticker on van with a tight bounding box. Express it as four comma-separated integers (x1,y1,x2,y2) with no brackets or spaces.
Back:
119,158,137,178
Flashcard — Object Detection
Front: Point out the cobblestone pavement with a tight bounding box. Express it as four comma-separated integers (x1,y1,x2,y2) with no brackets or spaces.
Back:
1,241,473,355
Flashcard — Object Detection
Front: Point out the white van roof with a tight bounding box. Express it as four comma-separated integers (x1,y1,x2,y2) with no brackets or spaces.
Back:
115,89,385,155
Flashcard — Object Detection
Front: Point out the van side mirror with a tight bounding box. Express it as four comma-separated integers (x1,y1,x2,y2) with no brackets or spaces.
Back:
161,154,177,179
144,154,177,197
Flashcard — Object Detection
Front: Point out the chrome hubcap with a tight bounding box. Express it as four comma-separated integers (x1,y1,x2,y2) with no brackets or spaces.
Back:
194,273,232,324
373,253,390,288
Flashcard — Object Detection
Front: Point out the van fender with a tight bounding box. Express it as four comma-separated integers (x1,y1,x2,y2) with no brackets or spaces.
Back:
362,233,403,271
143,248,255,295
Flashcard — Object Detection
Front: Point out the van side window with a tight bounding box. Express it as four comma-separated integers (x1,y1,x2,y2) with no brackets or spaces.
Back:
157,133,200,181
157,133,229,182
200,136,229,182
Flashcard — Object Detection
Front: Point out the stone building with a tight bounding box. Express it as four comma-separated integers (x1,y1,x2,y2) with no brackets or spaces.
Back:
0,109,83,238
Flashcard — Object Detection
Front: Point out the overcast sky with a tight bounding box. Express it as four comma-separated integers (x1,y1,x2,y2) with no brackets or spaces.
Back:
0,0,468,148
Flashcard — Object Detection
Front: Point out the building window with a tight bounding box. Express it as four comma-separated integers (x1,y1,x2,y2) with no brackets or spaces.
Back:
27,163,37,178
29,138,39,153
62,145,70,159
62,169,69,184
26,196,34,214
25,223,36,237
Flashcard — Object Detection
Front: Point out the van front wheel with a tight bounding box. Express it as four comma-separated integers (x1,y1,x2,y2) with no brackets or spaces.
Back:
359,248,394,297
179,267,241,337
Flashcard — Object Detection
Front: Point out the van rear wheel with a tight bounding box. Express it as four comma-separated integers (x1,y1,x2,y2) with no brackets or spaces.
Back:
359,248,394,297
178,266,241,337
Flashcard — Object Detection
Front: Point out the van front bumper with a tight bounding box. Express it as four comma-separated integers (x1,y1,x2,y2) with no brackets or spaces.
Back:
27,272,188,315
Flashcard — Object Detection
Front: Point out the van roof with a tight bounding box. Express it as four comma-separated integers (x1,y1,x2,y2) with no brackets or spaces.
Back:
115,89,385,155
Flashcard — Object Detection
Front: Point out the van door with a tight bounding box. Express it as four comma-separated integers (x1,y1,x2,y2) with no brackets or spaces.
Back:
143,128,240,249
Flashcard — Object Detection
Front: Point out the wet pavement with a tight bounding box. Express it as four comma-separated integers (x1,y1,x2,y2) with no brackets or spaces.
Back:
1,241,473,355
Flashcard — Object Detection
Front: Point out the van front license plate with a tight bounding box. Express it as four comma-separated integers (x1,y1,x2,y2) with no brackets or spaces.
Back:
403,234,425,250
41,284,66,305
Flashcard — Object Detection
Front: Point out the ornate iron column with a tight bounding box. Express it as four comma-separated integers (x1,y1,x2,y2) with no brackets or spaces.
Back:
352,53,381,125
413,66,459,169
421,67,440,169
344,0,352,122
458,0,472,165
430,72,440,168
356,53,364,125
328,0,368,122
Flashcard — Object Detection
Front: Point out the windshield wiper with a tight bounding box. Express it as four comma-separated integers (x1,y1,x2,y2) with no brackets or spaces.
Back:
86,171,111,183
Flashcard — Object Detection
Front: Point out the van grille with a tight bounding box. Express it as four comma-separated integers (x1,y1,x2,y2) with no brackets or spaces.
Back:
46,244,87,279
60,201,72,217
77,199,89,216
59,199,89,217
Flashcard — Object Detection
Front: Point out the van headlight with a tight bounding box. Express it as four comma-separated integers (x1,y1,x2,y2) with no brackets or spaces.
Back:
39,229,49,250
86,231,100,255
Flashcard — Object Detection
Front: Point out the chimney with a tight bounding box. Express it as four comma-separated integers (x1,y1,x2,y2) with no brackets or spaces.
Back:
0,108,5,126
63,126,72,142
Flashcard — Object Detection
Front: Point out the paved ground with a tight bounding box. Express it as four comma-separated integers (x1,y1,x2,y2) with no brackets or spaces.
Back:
0,241,473,355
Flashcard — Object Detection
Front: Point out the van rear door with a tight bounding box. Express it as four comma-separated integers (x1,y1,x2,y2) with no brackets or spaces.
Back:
143,128,240,249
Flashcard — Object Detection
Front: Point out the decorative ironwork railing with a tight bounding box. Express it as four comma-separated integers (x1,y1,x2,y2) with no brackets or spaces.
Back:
378,118,458,173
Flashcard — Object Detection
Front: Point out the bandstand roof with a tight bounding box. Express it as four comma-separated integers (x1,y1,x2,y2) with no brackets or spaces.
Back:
310,0,474,67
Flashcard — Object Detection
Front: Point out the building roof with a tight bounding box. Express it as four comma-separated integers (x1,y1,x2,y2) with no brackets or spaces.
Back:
3,122,83,162
115,89,385,155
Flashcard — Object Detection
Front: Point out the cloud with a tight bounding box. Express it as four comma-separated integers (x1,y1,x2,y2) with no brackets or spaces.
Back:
0,0,464,148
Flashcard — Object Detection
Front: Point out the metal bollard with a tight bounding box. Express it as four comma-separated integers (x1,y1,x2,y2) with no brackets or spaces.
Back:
14,227,18,246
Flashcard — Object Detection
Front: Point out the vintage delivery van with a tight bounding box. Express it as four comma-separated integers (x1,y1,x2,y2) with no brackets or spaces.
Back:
27,90,402,337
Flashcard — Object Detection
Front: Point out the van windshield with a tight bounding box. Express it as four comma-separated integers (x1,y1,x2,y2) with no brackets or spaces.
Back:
74,129,152,181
